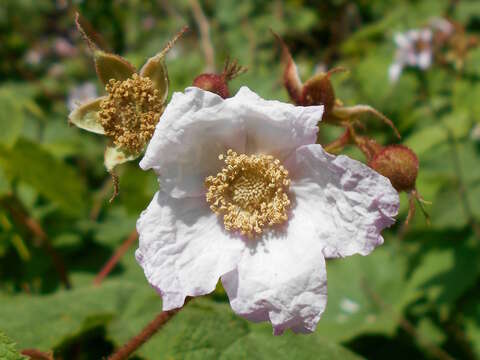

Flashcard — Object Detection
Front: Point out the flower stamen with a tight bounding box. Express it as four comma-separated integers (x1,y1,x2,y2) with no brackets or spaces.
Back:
99,74,162,154
205,150,291,237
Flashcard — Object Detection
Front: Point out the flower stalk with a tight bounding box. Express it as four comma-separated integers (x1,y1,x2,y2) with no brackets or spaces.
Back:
108,299,190,360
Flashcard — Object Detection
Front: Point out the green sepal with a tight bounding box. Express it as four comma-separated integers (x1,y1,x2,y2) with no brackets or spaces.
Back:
94,50,136,85
104,144,139,172
140,54,169,103
68,97,106,135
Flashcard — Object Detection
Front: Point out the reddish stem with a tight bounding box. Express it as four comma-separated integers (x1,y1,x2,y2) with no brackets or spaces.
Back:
21,349,54,360
108,299,190,360
93,230,138,286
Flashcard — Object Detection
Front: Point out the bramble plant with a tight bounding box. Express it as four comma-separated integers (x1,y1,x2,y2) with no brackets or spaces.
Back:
1,2,480,360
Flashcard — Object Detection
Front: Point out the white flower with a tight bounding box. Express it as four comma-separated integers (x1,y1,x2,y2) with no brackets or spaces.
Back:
136,86,399,334
389,29,433,83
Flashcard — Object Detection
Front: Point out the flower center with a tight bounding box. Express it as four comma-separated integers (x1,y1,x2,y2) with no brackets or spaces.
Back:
205,149,291,237
99,74,163,154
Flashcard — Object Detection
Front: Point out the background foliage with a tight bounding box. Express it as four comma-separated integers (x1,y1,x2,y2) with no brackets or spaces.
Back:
1,0,480,359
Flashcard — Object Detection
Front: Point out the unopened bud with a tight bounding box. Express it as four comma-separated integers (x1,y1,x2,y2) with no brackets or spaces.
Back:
369,145,419,192
192,59,246,98
300,68,346,116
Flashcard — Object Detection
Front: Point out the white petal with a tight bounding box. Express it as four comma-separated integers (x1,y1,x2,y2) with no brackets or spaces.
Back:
234,87,322,160
394,33,409,48
140,86,322,198
222,205,328,335
140,87,246,198
388,62,403,83
417,51,432,69
284,144,399,258
136,191,245,310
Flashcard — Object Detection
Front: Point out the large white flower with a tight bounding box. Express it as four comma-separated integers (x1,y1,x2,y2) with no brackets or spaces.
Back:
136,86,399,334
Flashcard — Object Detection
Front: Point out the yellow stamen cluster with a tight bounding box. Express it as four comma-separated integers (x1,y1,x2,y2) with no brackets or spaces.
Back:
99,74,162,154
205,150,291,237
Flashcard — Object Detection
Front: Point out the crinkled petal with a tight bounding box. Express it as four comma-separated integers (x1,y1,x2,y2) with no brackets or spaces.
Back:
140,87,246,198
284,144,399,258
222,205,328,335
234,87,322,159
140,86,322,198
136,191,245,310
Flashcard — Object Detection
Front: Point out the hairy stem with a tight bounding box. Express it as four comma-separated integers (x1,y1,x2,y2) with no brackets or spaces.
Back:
108,299,191,360
93,230,138,286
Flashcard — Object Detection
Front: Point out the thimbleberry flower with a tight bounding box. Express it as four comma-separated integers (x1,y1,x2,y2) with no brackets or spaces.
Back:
136,86,399,334
389,29,433,82
68,14,187,199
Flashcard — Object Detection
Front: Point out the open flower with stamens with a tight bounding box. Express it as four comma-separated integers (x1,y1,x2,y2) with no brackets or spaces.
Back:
68,13,187,199
136,86,400,334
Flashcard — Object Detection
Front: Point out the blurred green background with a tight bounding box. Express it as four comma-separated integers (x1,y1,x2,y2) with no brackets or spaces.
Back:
1,0,480,359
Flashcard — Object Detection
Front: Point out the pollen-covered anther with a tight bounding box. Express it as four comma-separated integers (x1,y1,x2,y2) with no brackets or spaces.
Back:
205,150,291,237
99,74,162,154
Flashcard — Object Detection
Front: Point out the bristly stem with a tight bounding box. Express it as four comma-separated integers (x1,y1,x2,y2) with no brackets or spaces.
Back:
93,229,138,286
21,348,54,360
108,299,191,360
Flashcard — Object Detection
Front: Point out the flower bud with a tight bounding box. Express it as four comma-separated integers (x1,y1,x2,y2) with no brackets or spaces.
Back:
300,68,346,116
193,59,246,98
369,145,419,192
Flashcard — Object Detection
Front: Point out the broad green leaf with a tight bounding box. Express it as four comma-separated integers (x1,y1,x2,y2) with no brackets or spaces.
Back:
109,295,363,360
68,97,106,135
0,138,87,216
0,331,24,360
104,144,139,171
0,282,134,351
314,244,408,342
0,93,24,148
0,166,11,196
464,300,480,358
140,54,169,103
94,51,136,85
402,234,480,308
405,111,471,155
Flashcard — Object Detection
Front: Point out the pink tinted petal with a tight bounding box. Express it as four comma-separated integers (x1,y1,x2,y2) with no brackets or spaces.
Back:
140,87,246,198
234,87,322,160
222,206,328,335
136,191,245,310
285,144,399,258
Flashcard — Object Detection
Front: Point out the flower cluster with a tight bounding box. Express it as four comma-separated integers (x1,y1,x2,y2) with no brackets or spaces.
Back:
389,18,477,82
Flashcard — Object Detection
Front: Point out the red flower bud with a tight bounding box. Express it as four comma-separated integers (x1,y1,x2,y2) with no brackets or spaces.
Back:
192,59,246,98
369,145,419,192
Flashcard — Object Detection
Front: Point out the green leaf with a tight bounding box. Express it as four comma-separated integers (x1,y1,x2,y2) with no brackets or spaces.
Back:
0,138,87,216
314,244,408,342
0,282,132,351
402,234,480,308
0,86,33,148
94,51,136,85
68,97,106,135
104,144,139,171
140,54,169,103
109,295,363,360
464,299,480,358
0,331,24,360
0,280,361,360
